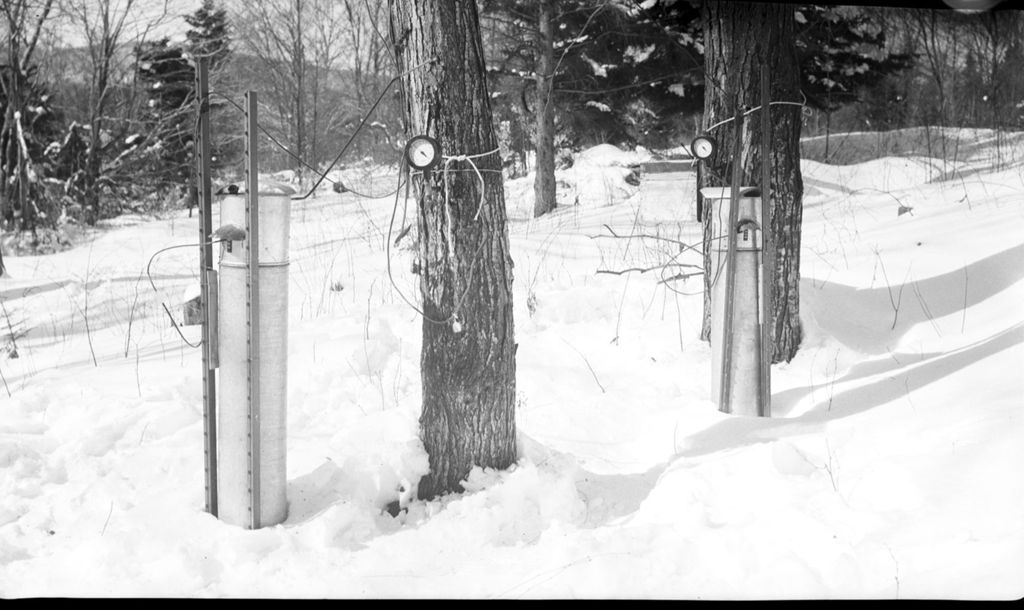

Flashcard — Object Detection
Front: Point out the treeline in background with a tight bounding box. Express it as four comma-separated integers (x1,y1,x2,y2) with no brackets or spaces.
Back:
0,0,1021,262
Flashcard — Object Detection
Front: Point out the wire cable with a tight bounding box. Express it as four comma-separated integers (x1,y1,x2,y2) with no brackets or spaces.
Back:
706,93,807,132
385,162,487,329
202,57,435,202
145,240,222,348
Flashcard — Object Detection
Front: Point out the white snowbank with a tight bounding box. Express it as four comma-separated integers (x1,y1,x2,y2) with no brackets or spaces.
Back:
0,129,1022,599
505,144,648,219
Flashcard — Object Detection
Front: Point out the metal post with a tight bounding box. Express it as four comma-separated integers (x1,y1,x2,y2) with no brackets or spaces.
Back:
196,58,218,516
718,99,745,413
759,56,773,418
244,91,261,530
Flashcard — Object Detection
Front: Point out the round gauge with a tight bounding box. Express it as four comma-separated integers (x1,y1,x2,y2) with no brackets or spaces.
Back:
405,135,442,171
690,135,716,160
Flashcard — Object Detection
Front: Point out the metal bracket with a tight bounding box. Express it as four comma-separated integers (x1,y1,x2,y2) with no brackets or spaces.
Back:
196,57,218,517
244,90,262,530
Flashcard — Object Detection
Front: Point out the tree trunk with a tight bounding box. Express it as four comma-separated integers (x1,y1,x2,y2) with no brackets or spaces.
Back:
533,0,556,218
699,0,804,363
388,0,517,500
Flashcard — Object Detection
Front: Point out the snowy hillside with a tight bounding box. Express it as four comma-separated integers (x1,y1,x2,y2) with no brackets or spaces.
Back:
0,129,1022,599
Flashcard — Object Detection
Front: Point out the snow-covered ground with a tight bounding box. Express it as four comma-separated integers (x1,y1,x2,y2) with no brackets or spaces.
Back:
1,128,1022,598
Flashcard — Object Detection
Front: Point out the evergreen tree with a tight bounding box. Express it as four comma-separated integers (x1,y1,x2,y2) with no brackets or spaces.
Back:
185,0,231,72
135,39,195,193
482,0,703,151
184,0,239,183
794,5,912,113
0,64,64,230
0,0,60,276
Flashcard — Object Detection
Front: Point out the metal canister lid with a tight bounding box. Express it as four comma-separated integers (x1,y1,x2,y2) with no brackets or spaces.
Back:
215,181,297,197
699,186,760,199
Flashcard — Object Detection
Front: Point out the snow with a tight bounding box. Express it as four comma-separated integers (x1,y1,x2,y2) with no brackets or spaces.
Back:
1,130,1023,598
625,44,656,64
504,144,651,219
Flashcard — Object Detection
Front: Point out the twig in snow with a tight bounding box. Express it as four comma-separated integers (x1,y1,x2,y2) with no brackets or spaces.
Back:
0,362,10,398
903,378,917,413
101,501,114,535
912,282,942,337
873,248,910,331
0,298,23,358
595,263,701,277
658,271,704,284
124,268,145,358
134,346,142,398
78,244,99,367
826,348,841,412
589,224,703,256
560,337,606,394
885,545,901,599
611,274,629,346
961,267,968,334
823,438,839,493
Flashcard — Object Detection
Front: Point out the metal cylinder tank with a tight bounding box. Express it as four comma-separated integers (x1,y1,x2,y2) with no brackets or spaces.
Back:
704,187,765,417
216,182,293,527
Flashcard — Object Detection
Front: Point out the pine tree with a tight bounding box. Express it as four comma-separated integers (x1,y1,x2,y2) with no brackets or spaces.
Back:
136,39,195,194
184,0,238,191
0,65,64,231
185,0,231,72
483,0,703,149
481,0,702,217
795,5,913,114
0,0,60,275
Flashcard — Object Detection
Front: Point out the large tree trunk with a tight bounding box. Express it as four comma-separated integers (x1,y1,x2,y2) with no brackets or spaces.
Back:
532,0,556,217
699,0,804,363
388,0,517,500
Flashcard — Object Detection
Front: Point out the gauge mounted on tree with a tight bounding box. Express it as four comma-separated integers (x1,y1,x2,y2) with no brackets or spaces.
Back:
405,135,442,172
690,135,717,160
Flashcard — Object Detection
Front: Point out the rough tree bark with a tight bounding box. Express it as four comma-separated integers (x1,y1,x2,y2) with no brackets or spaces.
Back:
699,0,804,363
532,0,556,217
388,0,517,500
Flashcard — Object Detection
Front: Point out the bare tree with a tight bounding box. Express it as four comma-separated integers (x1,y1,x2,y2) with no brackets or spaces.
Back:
234,0,308,175
59,0,169,224
532,0,555,217
389,0,517,500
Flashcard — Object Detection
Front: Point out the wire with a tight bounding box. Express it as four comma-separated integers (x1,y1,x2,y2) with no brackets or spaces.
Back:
202,57,436,202
146,240,222,348
385,161,487,329
293,57,436,200
206,90,404,199
336,175,408,200
705,93,808,132
442,148,499,222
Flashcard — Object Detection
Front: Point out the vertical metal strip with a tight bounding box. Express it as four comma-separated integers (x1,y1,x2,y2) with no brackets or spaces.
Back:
196,58,218,516
244,91,262,529
718,99,744,413
759,54,773,418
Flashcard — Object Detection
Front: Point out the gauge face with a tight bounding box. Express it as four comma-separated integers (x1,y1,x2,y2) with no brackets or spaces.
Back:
690,135,716,160
405,135,441,171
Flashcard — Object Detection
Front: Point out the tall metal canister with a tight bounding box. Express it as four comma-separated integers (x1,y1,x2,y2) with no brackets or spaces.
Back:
216,181,293,527
703,186,766,417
